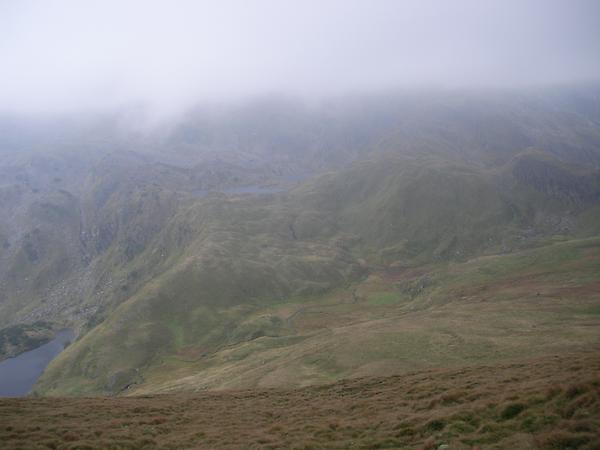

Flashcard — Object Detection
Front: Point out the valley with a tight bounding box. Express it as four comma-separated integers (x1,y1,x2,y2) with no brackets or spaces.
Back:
0,87,599,448
3,1,600,448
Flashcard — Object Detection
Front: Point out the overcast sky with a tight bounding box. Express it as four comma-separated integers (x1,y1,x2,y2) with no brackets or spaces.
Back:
1,0,599,114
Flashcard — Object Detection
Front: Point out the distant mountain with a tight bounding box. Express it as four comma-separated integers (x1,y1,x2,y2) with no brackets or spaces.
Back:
0,85,599,395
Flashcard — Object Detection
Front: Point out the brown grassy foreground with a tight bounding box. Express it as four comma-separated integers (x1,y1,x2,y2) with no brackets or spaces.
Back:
1,350,599,450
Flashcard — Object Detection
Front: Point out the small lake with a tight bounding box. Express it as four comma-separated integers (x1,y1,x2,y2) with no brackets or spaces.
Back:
0,329,74,397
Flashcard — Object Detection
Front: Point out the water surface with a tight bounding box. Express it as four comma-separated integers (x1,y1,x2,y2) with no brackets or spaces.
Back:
0,329,74,397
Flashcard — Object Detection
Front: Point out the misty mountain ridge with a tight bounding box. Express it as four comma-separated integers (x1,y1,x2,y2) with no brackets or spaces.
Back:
2,1,600,447
0,86,598,402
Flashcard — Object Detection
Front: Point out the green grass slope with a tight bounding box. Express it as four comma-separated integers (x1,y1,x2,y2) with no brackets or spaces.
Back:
35,193,359,395
35,151,600,395
122,236,600,394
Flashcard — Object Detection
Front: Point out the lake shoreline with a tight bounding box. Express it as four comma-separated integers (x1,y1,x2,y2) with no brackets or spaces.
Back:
0,329,74,398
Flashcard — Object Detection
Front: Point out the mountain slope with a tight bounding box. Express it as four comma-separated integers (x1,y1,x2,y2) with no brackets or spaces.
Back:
35,152,600,395
0,87,599,396
4,351,599,449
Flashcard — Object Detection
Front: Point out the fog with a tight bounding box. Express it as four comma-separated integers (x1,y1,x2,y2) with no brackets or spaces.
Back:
1,0,599,115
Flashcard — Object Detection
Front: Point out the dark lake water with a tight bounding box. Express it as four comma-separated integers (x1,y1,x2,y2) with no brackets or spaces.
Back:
0,329,74,397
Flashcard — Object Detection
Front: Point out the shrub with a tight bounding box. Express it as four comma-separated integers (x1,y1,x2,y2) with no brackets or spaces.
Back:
501,403,526,420
425,419,446,432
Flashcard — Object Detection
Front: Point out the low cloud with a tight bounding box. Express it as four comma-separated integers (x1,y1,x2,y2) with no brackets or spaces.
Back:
1,0,599,114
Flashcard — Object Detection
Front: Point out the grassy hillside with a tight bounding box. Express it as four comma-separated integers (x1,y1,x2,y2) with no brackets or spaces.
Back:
35,213,600,396
3,351,599,449
103,236,597,395
29,146,600,395
35,191,360,394
0,87,599,398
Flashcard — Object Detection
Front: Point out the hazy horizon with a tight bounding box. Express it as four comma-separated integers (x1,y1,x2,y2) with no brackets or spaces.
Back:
1,0,600,116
